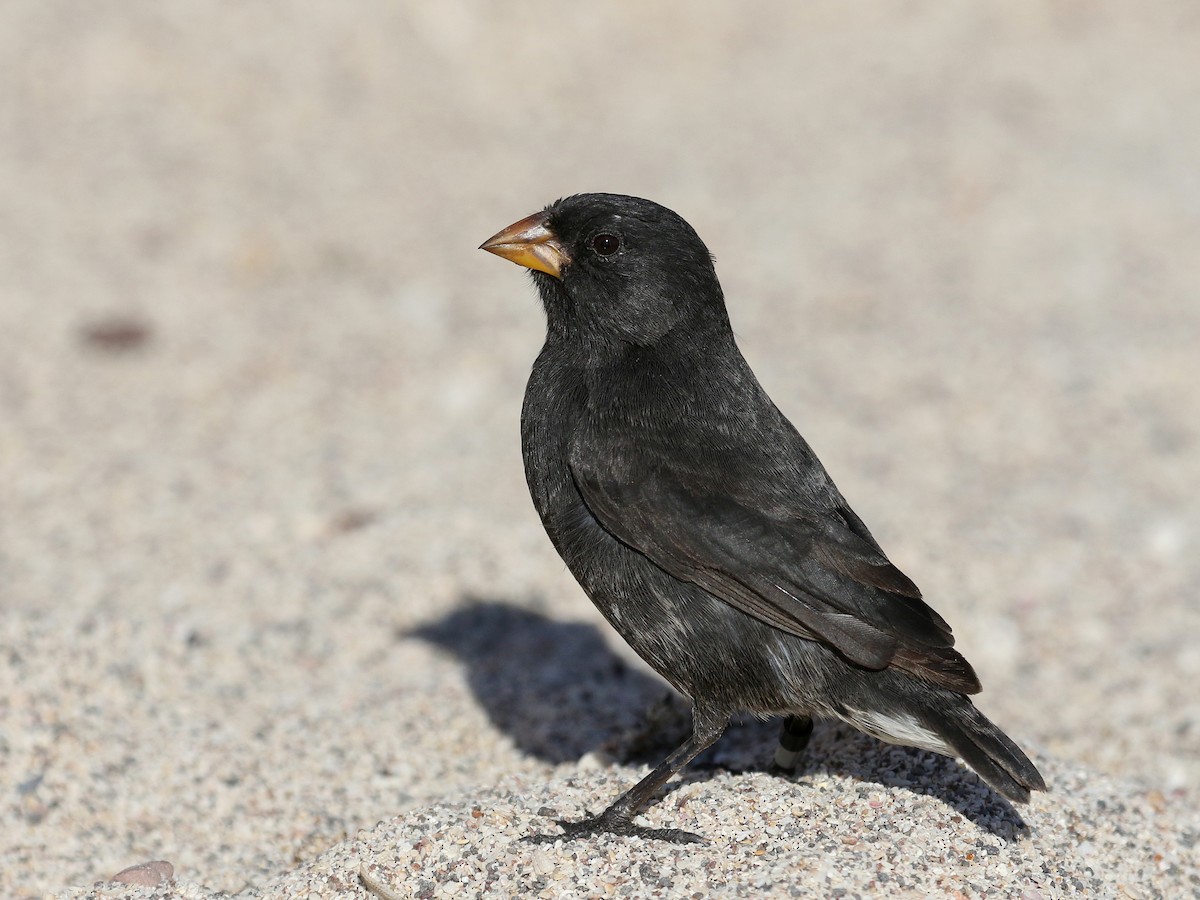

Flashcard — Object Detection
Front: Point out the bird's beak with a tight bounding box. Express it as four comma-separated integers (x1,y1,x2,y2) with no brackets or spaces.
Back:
479,211,570,279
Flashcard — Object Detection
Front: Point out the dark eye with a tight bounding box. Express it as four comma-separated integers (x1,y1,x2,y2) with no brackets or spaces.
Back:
591,233,620,256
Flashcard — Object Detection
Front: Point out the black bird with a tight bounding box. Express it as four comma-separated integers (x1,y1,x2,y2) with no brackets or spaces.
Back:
480,193,1045,843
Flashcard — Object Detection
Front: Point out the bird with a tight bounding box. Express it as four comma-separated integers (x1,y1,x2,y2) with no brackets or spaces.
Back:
479,193,1045,843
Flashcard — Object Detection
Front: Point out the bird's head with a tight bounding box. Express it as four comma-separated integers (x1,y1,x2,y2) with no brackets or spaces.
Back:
481,193,728,346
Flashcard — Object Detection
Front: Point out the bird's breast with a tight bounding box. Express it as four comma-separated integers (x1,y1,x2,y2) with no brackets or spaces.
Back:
520,347,591,536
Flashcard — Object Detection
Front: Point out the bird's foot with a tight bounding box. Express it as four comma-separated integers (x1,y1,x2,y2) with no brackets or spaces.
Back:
524,808,705,844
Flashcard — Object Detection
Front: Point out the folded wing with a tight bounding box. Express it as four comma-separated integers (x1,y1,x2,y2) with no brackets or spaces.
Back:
569,437,981,694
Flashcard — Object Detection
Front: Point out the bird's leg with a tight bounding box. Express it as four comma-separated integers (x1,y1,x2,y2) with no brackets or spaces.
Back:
527,708,728,844
772,714,814,771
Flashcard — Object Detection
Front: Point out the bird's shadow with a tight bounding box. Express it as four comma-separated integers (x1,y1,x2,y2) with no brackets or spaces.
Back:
411,598,1030,839
409,598,668,763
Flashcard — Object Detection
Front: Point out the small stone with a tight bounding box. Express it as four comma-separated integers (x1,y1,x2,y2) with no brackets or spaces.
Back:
577,751,606,773
111,860,174,886
80,317,153,353
531,849,555,876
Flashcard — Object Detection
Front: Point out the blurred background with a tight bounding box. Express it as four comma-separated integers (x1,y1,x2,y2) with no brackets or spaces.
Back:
1,1,1197,895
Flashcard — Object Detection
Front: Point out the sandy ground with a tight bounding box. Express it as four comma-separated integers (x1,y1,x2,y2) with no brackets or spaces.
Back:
2,2,1198,897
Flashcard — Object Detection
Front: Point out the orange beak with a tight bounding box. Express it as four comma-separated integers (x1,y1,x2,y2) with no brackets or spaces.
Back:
479,211,571,279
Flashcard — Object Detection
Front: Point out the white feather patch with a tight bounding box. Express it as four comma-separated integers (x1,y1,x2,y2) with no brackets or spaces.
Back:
843,707,952,756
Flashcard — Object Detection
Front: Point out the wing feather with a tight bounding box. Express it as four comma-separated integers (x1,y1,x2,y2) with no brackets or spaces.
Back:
569,438,979,693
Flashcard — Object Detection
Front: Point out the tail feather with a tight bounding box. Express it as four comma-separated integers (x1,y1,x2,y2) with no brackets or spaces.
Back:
920,703,1047,803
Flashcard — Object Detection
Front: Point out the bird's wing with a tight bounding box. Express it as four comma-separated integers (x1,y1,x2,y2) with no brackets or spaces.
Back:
568,435,980,693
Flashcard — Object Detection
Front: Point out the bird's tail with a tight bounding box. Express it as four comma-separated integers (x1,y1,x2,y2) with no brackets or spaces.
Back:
918,701,1047,803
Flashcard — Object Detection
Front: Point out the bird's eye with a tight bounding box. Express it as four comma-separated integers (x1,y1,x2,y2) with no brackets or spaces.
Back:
591,233,620,256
